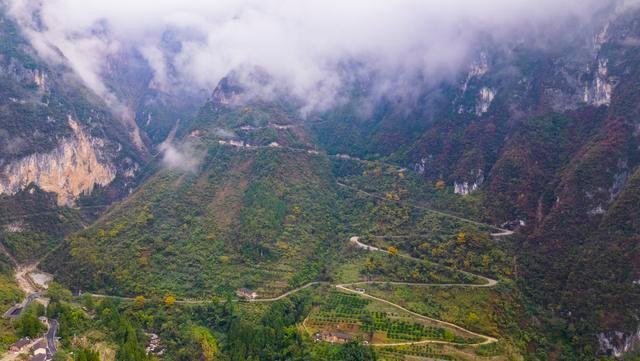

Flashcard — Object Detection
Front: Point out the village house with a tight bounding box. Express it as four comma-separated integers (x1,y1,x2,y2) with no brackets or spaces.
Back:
236,288,258,300
314,331,352,344
271,124,292,129
31,339,47,356
9,337,30,352
29,354,47,361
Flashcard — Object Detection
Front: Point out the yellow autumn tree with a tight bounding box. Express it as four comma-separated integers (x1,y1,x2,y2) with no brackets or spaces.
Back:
134,295,145,308
435,180,446,190
466,312,480,325
388,246,399,256
164,294,176,307
384,191,400,201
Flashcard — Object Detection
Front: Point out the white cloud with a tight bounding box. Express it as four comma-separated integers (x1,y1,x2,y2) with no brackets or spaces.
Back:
7,0,634,113
158,141,202,173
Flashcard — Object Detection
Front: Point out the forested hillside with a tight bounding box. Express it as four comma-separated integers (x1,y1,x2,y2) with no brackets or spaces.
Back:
304,7,640,357
1,1,640,360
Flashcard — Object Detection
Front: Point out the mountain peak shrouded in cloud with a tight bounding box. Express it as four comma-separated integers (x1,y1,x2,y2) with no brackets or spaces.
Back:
6,0,637,113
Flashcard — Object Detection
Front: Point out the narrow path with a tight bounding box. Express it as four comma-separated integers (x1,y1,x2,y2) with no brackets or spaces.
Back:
249,282,329,302
337,182,511,235
334,284,497,346
216,139,513,235
349,236,498,286
0,204,112,225
85,234,502,347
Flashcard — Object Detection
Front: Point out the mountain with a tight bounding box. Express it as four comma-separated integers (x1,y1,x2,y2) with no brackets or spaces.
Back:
45,111,342,298
1,2,640,360
306,7,640,356
0,9,151,263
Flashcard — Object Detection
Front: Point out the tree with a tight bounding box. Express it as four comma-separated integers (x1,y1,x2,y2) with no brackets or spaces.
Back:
387,246,399,256
116,323,146,361
16,305,45,338
435,180,446,190
134,296,146,308
466,312,480,325
192,326,219,361
335,341,377,361
443,329,455,342
53,351,71,361
81,293,95,310
164,295,176,307
48,282,73,302
75,348,99,361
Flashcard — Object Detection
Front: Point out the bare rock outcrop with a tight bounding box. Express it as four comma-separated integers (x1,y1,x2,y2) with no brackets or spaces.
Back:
0,116,116,206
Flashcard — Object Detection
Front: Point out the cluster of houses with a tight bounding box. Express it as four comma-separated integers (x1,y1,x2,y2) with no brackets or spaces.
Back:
236,288,258,300
9,338,49,361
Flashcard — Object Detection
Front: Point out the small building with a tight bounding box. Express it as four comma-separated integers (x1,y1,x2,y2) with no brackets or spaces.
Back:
10,337,30,352
236,288,258,300
30,354,47,361
145,332,166,356
315,331,352,344
32,339,47,355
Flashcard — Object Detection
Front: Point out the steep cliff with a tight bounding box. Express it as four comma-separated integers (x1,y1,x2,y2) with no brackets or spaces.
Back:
0,10,146,261
0,116,116,206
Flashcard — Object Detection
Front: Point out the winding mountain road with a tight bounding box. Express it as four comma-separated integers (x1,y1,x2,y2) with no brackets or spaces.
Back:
80,176,511,347
46,319,59,356
336,182,512,235
334,282,498,347
1,141,514,351
349,236,499,287
0,248,58,360
85,232,504,347
216,138,513,236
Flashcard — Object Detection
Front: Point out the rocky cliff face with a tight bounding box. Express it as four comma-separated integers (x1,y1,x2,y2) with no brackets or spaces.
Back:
0,116,116,206
0,9,147,253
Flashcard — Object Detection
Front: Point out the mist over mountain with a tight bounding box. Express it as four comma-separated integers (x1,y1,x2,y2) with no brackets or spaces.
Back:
1,1,640,360
7,0,628,112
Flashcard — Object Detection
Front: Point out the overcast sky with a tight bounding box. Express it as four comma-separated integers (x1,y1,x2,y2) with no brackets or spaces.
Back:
7,0,637,112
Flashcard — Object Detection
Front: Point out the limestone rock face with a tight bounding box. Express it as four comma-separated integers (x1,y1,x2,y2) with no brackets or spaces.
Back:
0,116,116,206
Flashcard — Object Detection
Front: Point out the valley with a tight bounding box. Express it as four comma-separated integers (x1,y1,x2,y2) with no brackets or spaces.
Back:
1,134,519,360
1,1,640,360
